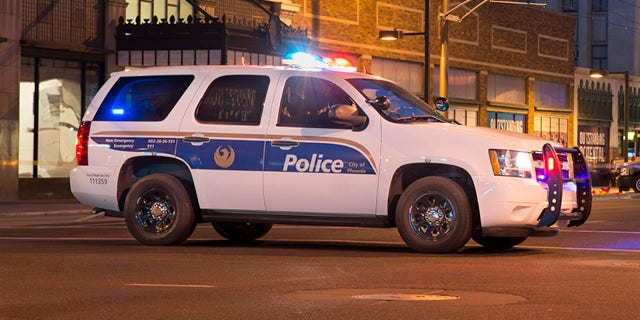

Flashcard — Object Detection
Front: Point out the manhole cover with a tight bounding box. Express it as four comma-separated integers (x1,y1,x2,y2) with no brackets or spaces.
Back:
353,293,460,301
285,288,526,305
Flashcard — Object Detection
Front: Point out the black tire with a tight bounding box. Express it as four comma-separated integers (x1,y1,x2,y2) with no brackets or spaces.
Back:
395,176,472,253
471,233,527,250
632,175,640,193
124,174,196,245
212,222,273,242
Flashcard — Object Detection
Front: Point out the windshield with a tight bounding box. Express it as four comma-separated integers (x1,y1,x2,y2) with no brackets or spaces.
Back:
346,78,448,123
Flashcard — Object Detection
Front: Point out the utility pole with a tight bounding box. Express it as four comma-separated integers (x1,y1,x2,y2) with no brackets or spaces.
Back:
438,0,546,99
439,0,449,98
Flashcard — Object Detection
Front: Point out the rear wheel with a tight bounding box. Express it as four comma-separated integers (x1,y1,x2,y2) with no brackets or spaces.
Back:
212,222,273,242
395,177,472,253
471,233,527,250
124,174,196,245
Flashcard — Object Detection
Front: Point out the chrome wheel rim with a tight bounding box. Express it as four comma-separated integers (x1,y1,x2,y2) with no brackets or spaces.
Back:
135,189,176,234
408,193,456,241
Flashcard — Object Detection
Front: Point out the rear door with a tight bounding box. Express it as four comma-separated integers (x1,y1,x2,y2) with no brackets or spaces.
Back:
177,69,279,211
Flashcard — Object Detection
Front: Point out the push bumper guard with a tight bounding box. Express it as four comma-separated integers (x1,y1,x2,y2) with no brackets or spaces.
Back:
537,143,592,228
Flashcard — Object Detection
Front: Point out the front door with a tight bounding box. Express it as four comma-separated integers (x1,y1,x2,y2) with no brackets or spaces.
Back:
264,74,380,216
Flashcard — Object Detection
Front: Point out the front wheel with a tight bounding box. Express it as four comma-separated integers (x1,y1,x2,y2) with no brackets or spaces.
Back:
471,233,527,250
124,174,196,245
395,177,472,253
212,222,273,242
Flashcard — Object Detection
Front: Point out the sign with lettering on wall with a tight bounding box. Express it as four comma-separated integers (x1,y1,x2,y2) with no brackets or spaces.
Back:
578,125,609,163
487,112,527,133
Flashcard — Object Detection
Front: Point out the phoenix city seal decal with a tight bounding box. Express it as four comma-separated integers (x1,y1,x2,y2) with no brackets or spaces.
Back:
214,145,235,168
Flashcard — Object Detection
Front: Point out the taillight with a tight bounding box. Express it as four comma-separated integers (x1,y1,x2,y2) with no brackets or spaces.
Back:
76,121,91,166
546,156,555,172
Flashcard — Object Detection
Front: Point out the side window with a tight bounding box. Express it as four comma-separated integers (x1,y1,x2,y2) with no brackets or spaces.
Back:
94,75,194,121
196,75,270,125
278,76,354,129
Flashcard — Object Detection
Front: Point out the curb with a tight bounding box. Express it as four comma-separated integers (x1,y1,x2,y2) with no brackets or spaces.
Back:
592,193,640,200
0,209,93,217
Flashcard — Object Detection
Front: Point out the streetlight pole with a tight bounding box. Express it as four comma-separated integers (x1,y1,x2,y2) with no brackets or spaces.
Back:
438,0,546,99
623,71,630,162
424,1,430,102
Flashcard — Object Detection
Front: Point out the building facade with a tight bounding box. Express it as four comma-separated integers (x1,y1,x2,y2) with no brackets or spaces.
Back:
543,0,640,77
542,0,640,172
0,0,580,199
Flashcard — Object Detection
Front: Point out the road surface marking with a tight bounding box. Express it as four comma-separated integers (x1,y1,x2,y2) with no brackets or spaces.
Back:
1,236,639,253
124,283,215,288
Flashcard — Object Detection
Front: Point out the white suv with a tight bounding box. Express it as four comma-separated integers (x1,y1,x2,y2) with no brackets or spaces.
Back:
70,64,592,253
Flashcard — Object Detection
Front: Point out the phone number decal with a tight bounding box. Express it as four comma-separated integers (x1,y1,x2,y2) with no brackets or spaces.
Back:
92,137,177,154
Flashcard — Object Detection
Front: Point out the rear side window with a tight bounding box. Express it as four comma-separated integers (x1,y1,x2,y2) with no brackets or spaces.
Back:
195,75,270,125
94,75,194,121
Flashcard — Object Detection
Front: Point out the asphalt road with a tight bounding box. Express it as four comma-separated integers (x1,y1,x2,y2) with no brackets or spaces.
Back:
0,198,638,319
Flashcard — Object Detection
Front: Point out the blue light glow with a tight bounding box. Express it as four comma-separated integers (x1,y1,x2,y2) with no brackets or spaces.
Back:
282,51,358,72
111,108,125,115
283,52,326,68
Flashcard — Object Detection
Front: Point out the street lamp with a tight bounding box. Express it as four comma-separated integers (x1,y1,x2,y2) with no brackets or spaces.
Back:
590,69,630,162
379,29,426,41
378,3,429,102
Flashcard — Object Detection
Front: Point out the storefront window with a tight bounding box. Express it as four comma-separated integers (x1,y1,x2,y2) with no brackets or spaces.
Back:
535,81,567,109
450,108,478,126
19,58,35,178
433,66,477,100
621,129,638,160
487,73,525,105
19,57,101,178
372,57,423,98
536,116,569,148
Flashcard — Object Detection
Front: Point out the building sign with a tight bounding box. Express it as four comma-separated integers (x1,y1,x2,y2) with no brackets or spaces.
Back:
487,112,526,133
578,125,609,163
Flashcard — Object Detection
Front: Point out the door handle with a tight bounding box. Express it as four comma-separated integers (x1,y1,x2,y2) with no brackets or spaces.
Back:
183,136,210,143
271,140,299,148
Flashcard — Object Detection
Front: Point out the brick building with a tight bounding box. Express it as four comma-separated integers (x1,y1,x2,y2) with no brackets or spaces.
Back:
293,1,576,147
0,0,578,199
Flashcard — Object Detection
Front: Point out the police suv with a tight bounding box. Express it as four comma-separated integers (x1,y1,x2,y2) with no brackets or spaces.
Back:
70,62,592,253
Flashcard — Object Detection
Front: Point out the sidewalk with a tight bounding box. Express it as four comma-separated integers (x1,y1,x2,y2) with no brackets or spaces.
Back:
590,186,640,200
0,199,93,217
0,187,637,217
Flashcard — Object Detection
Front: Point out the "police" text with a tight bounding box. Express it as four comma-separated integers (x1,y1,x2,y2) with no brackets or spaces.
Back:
283,154,344,173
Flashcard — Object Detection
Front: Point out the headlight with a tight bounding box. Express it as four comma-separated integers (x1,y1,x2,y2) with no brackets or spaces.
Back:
489,149,532,178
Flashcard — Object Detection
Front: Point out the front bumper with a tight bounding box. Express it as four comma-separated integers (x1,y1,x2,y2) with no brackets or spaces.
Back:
477,144,591,237
537,144,591,228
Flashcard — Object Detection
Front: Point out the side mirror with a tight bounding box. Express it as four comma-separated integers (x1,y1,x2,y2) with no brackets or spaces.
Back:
328,104,367,128
434,97,449,112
